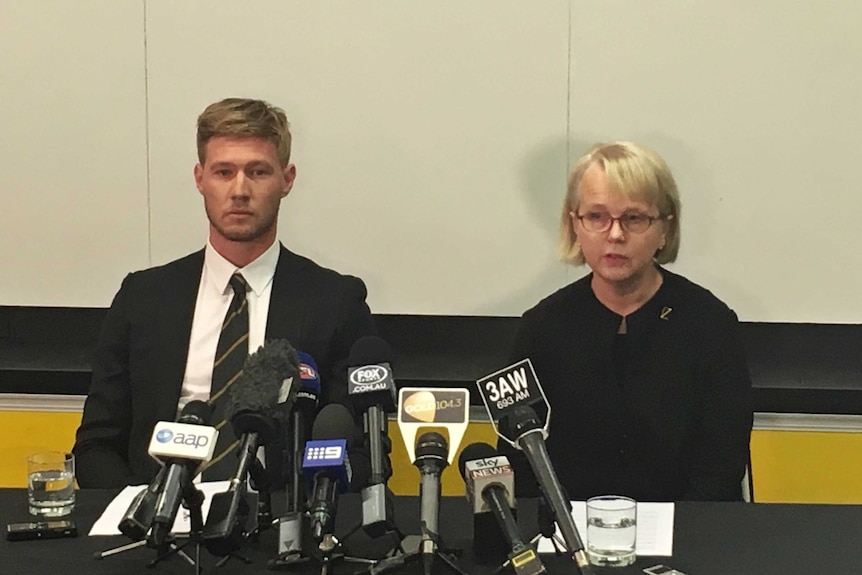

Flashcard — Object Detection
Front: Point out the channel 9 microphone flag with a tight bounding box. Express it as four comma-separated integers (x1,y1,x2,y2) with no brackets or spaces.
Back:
397,388,470,465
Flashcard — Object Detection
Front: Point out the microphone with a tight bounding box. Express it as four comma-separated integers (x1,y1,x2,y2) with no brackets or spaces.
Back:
477,360,593,574
459,443,546,575
395,387,470,571
277,350,321,558
414,431,449,575
302,403,362,548
501,405,593,574
288,351,321,509
117,467,166,541
202,339,299,557
147,400,217,547
346,336,397,538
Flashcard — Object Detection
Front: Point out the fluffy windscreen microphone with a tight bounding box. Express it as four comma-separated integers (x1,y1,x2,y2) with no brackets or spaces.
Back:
203,340,299,557
225,339,300,444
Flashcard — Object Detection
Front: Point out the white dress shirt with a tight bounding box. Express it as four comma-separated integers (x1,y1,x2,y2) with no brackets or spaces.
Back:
178,239,280,411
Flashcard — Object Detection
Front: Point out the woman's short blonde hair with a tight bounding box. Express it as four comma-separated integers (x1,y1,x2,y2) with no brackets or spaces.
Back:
559,141,682,266
197,98,292,168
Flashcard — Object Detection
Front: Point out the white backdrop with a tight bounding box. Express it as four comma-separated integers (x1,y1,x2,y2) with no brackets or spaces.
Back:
2,1,860,322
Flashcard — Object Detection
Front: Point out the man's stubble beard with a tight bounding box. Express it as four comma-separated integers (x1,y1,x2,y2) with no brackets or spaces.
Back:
208,205,280,243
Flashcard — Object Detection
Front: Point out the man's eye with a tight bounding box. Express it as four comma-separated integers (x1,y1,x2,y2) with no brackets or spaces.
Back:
214,169,232,177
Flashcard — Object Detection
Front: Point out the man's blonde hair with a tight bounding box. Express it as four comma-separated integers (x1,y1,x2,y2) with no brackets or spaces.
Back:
559,141,682,265
197,98,292,167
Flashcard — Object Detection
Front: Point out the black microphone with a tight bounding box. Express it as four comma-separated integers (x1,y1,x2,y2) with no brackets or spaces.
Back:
202,339,299,557
303,403,364,548
346,336,397,538
289,351,321,511
118,466,167,541
147,400,216,548
277,350,321,558
500,405,593,574
414,431,449,575
459,443,546,575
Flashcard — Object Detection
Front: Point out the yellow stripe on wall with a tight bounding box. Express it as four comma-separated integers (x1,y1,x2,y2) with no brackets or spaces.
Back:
750,429,862,504
0,411,82,488
4,411,862,504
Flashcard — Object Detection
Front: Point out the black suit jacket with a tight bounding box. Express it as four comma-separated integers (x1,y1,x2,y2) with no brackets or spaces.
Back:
73,245,376,488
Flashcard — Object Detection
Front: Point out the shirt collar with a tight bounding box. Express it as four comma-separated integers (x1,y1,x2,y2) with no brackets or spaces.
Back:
204,240,280,297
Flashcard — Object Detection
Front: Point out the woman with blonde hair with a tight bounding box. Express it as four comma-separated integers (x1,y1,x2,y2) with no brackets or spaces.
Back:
504,142,752,501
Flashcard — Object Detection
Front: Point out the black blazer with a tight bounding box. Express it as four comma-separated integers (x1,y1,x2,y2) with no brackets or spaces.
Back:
73,245,376,488
500,268,752,502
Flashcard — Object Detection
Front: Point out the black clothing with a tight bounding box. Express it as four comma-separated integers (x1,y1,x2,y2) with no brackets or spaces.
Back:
73,246,376,488
501,268,753,502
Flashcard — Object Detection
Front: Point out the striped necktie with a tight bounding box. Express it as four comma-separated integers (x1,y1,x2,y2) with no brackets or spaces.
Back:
201,273,249,480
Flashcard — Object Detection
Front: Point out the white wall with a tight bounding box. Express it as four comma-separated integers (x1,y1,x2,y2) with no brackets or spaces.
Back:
0,1,150,306
1,1,860,321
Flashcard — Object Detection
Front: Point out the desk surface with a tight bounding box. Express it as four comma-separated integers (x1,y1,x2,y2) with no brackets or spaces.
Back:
2,489,861,575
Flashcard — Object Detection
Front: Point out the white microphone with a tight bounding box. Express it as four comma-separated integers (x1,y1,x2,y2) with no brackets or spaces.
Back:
146,400,218,547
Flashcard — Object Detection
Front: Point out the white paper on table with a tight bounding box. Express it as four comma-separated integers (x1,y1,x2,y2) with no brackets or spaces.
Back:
536,501,674,556
88,480,231,536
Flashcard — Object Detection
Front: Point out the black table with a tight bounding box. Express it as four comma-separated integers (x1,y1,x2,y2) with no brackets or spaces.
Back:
2,488,861,575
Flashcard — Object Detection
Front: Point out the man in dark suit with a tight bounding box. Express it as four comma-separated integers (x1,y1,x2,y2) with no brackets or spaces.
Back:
73,98,375,488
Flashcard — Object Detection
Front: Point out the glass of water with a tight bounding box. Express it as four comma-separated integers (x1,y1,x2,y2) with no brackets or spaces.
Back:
586,495,637,567
27,451,76,517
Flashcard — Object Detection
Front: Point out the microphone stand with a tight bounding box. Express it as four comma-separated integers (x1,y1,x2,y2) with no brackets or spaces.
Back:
95,481,205,575
270,520,376,574
530,494,567,555
270,411,313,569
363,531,468,575
269,477,372,573
214,457,272,567
247,457,274,541
363,470,465,575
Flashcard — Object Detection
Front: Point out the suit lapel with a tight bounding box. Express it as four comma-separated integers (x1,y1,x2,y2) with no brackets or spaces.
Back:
153,250,205,420
265,245,308,343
